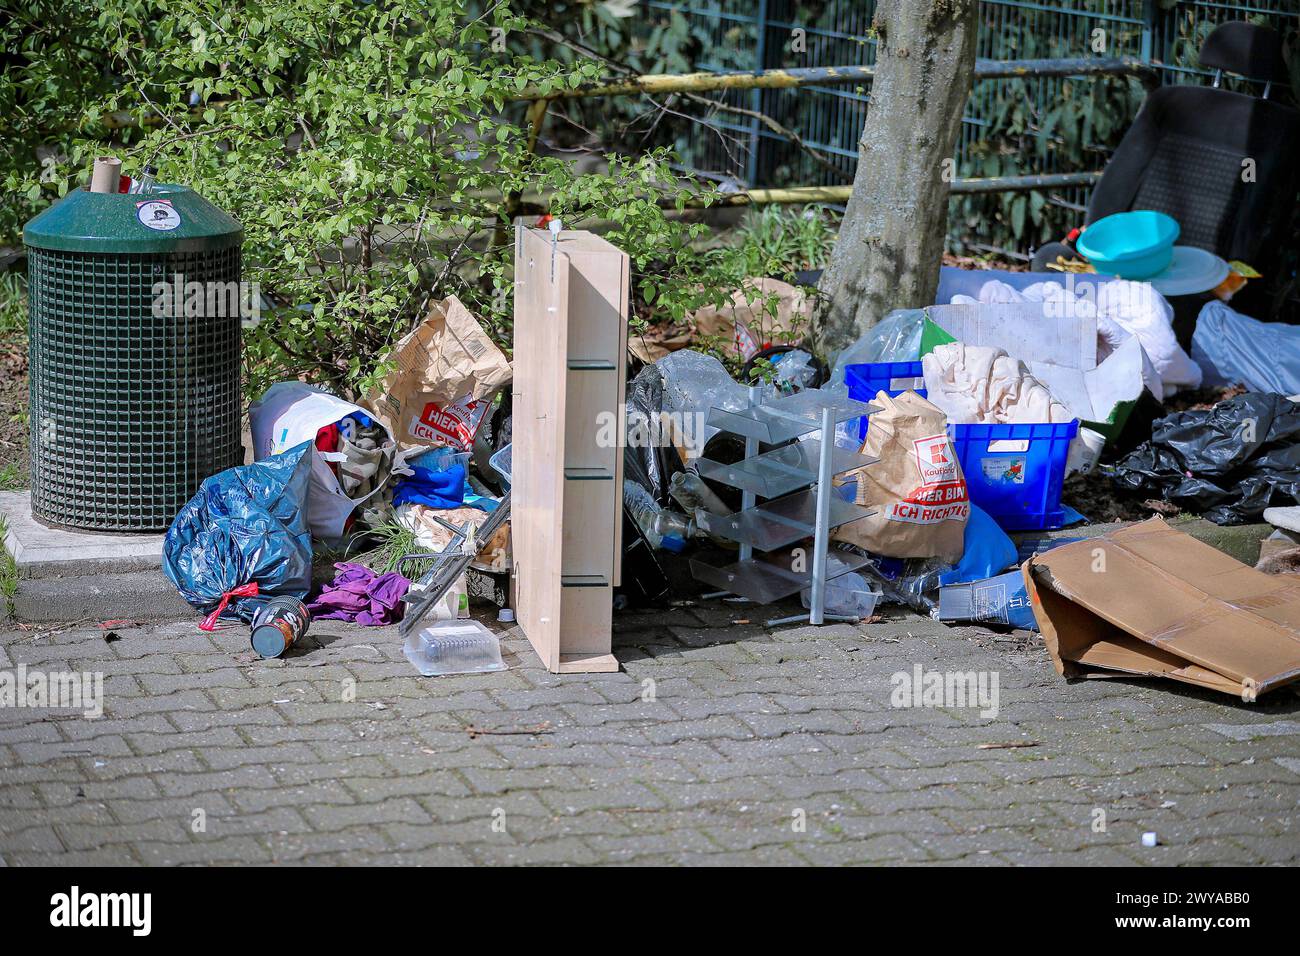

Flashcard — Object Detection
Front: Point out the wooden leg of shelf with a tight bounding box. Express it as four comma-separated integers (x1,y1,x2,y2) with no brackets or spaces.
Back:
556,652,620,673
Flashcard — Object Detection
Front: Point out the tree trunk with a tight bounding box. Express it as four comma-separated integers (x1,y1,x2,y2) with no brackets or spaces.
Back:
814,0,978,357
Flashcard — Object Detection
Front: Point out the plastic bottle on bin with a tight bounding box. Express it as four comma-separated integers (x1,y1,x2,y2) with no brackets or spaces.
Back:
668,470,731,517
128,164,158,195
624,480,693,553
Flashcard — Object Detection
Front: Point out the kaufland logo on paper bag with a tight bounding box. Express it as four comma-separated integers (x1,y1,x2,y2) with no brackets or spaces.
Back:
914,434,959,486
887,433,969,525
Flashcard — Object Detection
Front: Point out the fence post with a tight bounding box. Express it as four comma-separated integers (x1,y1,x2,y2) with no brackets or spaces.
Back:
1141,0,1156,69
746,0,770,187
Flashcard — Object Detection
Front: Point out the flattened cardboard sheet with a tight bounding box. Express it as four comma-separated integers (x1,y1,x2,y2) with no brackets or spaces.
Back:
1022,517,1300,701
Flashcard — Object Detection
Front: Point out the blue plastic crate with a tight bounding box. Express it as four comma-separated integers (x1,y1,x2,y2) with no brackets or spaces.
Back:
846,361,1078,531
950,420,1078,531
847,361,926,440
845,361,926,406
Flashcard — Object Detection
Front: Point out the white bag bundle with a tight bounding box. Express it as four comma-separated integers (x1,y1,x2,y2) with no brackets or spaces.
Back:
248,382,397,543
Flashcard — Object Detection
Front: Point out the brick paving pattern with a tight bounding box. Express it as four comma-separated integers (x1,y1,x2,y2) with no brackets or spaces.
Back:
2,602,1298,865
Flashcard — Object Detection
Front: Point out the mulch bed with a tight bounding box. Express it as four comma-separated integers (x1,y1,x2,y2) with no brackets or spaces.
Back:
0,330,28,485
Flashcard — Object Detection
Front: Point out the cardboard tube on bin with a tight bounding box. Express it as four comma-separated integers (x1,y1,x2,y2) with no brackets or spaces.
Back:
89,156,122,194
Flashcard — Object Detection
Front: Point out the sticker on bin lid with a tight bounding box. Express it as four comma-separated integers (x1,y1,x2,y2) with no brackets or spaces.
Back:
136,199,181,231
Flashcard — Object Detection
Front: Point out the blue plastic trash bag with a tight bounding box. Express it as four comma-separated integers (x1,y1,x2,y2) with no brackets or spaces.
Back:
1191,301,1300,397
163,441,316,626
939,503,1018,586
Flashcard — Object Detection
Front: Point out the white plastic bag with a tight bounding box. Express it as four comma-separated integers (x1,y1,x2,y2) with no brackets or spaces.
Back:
1192,301,1300,396
248,382,396,542
828,308,927,386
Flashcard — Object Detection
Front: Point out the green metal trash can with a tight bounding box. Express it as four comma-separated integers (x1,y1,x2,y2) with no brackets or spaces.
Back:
23,185,243,531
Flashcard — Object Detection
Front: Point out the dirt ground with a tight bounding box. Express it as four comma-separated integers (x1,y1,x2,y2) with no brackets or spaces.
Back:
0,328,27,487
1162,383,1248,413
1057,382,1254,524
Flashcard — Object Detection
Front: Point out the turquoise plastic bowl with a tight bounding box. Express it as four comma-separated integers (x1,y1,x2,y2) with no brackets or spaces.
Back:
1075,210,1180,279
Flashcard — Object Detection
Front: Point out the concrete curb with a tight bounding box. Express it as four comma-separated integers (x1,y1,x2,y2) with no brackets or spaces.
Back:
0,490,189,625
9,569,194,624
1020,516,1272,566
0,490,165,579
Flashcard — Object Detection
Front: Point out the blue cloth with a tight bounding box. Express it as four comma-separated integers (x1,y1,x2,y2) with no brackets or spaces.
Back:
408,447,462,472
392,463,467,510
399,449,498,512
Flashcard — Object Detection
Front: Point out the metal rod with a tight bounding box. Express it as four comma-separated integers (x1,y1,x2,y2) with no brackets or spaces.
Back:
809,405,834,627
469,170,1102,221
515,57,1156,102
768,611,857,628
692,171,1102,207
95,59,1158,133
738,385,760,564
745,0,770,188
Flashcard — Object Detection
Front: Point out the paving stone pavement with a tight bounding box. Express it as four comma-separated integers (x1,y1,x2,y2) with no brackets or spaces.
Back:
2,600,1298,866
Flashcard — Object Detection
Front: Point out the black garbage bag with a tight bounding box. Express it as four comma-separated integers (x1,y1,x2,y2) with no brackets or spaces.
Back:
625,360,675,503
163,441,316,627
1112,392,1300,525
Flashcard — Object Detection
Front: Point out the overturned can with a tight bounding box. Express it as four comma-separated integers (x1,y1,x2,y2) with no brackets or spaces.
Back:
250,596,311,659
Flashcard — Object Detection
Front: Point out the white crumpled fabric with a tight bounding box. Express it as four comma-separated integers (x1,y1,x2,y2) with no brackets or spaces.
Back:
923,342,1098,475
950,277,1201,398
921,342,1072,426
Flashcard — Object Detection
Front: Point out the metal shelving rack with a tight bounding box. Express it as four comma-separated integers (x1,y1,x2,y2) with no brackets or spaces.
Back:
688,385,879,626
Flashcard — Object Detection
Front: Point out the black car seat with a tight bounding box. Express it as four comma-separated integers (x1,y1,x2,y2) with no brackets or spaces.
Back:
1032,21,1300,278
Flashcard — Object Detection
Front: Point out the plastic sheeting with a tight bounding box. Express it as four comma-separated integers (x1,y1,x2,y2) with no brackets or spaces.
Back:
249,382,396,543
1191,301,1300,397
163,441,316,622
654,349,753,447
946,274,1200,397
828,309,928,385
935,265,1113,303
626,349,758,499
1112,392,1300,525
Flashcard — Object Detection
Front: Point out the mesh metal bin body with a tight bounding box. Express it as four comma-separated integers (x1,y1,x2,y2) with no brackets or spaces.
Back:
23,185,243,531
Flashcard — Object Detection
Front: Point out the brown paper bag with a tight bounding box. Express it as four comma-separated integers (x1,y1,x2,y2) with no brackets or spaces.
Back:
690,277,811,359
834,390,969,562
364,295,512,450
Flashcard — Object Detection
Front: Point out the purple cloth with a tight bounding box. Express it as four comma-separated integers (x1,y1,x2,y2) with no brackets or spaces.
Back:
308,562,410,626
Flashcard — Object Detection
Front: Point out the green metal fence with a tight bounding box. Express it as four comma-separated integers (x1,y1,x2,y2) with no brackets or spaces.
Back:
637,0,1299,254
